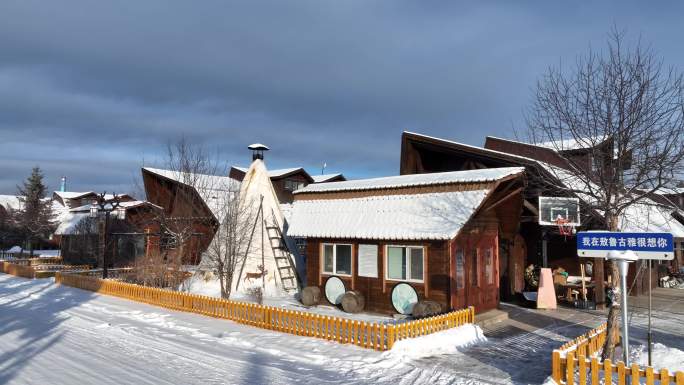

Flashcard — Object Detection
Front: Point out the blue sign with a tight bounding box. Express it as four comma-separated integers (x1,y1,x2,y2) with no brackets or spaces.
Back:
576,232,674,260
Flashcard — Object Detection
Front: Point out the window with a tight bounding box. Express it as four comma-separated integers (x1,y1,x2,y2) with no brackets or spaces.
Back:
471,249,479,287
455,249,464,289
284,179,306,191
484,248,493,285
386,246,424,282
322,243,352,276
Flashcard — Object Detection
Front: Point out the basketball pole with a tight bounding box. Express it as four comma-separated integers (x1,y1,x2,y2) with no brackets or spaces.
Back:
648,259,652,366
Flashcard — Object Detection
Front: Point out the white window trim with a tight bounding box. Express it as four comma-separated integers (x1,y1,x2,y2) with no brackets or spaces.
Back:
321,243,353,277
385,245,425,283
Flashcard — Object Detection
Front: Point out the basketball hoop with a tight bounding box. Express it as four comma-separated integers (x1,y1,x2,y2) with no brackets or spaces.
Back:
554,216,575,237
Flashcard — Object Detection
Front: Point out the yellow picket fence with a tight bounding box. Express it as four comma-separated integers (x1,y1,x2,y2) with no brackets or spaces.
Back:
1,262,92,279
55,272,475,351
0,261,36,278
551,323,684,384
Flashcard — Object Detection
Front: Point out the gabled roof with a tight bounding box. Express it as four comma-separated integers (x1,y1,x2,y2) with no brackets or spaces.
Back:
295,167,524,194
536,137,606,151
52,191,133,203
311,173,346,183
230,166,314,182
0,195,22,211
69,200,162,213
288,190,492,240
53,191,95,200
142,167,240,218
486,135,606,152
287,167,524,240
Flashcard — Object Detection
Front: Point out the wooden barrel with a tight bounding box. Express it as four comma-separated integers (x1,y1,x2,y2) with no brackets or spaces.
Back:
341,290,365,313
301,286,321,306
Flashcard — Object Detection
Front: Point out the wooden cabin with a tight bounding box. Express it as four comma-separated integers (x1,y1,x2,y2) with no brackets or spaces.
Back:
287,167,525,314
141,167,229,264
400,131,684,301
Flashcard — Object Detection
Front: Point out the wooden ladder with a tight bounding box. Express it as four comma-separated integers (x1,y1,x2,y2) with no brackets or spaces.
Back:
265,210,300,293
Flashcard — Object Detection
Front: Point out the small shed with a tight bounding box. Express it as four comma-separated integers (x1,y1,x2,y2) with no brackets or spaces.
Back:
287,167,525,314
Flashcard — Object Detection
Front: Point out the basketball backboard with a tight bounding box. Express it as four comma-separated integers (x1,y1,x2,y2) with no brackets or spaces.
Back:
538,196,580,226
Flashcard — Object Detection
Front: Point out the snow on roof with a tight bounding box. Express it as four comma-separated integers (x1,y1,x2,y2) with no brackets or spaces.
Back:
248,143,270,150
620,202,684,237
53,191,94,200
405,131,542,165
656,187,684,195
232,166,304,178
311,173,344,183
295,167,523,194
536,137,604,151
144,167,238,191
69,200,161,213
54,212,91,235
539,162,684,236
287,190,490,240
486,135,603,152
409,131,684,237
143,167,240,217
0,195,22,210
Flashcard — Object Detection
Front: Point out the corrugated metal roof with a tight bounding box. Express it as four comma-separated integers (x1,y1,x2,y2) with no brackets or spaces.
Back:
287,190,490,240
294,167,524,194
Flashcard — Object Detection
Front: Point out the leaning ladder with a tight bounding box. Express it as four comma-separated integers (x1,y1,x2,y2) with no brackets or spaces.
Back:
265,209,301,293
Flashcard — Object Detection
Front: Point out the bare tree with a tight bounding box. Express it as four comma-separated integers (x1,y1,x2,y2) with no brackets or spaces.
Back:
202,180,256,299
526,29,684,360
140,137,224,288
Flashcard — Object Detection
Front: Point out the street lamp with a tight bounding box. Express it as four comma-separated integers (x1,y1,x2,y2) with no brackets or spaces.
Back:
90,192,125,279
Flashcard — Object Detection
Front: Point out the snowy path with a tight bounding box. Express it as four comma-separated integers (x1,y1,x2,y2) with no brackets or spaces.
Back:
0,274,494,385
10,273,674,385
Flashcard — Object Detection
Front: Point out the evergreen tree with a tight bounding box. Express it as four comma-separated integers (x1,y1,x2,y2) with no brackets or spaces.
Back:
15,167,55,254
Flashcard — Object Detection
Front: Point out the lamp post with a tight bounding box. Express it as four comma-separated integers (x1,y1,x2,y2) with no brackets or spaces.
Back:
90,192,126,279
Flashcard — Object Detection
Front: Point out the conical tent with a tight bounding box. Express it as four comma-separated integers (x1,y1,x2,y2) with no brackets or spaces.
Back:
233,159,301,296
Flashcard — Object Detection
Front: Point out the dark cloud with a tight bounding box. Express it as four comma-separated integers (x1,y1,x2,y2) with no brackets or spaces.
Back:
1,1,683,194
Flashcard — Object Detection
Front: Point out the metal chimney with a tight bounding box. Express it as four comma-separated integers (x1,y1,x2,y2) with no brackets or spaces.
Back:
60,176,67,192
248,143,270,161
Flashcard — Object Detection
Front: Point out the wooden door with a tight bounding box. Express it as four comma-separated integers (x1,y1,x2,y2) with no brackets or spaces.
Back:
466,246,482,310
479,235,499,311
463,234,499,312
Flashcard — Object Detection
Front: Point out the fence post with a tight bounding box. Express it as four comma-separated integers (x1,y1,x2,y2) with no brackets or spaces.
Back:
591,357,599,385
676,371,684,385
566,351,575,385
388,324,395,350
578,355,586,385
660,369,670,385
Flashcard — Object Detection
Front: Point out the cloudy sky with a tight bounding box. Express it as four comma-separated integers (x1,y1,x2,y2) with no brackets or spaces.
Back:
1,1,683,195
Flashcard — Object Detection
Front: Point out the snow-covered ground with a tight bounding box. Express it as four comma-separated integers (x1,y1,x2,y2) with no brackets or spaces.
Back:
181,273,396,323
5,272,682,385
0,274,490,385
632,343,684,372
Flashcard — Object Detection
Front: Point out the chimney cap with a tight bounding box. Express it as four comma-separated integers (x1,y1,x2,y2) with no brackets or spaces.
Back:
248,143,270,151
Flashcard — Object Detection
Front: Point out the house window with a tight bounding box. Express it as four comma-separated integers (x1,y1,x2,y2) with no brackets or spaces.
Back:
471,249,479,287
455,249,464,289
322,243,352,276
284,179,306,191
485,248,493,285
386,246,424,282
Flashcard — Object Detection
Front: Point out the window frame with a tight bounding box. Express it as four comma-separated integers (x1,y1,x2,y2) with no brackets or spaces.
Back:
320,243,353,277
384,245,425,283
